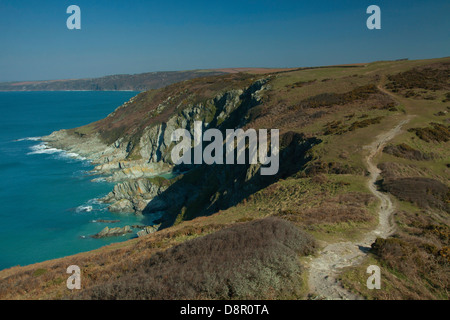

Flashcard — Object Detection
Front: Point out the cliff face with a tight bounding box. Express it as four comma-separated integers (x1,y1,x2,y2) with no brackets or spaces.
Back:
100,177,171,213
43,74,277,215
147,132,321,228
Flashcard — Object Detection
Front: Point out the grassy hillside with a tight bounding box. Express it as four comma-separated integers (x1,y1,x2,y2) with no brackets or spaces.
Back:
0,57,448,300
0,68,295,92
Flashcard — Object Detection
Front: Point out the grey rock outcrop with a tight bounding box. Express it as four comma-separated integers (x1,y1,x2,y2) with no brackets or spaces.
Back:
92,225,132,238
137,224,161,237
108,199,135,213
100,178,169,214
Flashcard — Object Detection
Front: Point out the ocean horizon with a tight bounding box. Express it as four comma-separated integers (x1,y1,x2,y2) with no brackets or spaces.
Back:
0,91,146,270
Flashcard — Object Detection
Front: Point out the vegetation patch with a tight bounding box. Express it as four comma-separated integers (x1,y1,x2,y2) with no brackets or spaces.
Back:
408,122,450,142
323,116,384,135
74,217,317,300
347,116,384,131
442,92,450,102
296,84,380,109
146,175,172,188
383,143,435,160
274,192,375,227
32,268,47,277
381,177,449,212
304,160,359,175
340,208,450,300
369,221,449,297
286,79,316,89
386,65,450,94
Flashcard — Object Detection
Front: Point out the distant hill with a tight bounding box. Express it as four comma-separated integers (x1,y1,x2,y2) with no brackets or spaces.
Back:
0,68,298,92
0,70,227,92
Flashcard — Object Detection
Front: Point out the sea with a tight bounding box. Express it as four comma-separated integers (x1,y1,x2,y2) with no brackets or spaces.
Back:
0,91,150,270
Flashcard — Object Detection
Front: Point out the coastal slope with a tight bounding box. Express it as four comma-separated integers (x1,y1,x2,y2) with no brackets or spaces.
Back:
0,57,449,300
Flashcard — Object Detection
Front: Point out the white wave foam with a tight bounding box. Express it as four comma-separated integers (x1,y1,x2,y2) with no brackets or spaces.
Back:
76,205,93,213
27,143,61,155
26,142,87,161
75,198,108,214
87,198,102,205
55,152,87,161
15,136,42,142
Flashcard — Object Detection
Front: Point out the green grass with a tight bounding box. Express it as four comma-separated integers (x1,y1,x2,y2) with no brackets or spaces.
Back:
32,268,47,277
339,255,385,300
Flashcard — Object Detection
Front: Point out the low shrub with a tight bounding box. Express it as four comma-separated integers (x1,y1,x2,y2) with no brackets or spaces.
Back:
386,66,450,93
408,123,450,142
74,217,317,300
383,143,435,160
299,84,380,109
382,177,449,212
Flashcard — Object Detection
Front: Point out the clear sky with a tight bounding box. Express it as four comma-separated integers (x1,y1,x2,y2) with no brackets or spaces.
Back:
0,0,449,81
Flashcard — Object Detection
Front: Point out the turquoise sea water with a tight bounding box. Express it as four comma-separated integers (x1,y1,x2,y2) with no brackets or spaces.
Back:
0,91,147,270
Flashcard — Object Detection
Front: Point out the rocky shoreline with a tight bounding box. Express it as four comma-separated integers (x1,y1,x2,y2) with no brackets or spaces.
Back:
41,77,271,237
99,177,170,213
42,78,269,213
91,223,161,238
41,128,175,216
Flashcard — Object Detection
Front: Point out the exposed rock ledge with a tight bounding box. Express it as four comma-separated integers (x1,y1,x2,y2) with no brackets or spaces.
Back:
42,130,173,183
137,224,161,237
99,177,170,214
91,226,132,238
92,224,161,238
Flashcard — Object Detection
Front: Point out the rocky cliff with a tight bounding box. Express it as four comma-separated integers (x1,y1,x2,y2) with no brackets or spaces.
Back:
43,74,277,217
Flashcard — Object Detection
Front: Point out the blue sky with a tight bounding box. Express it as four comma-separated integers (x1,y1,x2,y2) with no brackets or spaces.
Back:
0,0,449,81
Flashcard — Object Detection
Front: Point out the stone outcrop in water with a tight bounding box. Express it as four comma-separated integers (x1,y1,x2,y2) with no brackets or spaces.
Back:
92,226,132,238
91,223,161,238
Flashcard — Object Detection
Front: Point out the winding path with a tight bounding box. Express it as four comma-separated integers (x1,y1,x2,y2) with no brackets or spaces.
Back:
306,117,411,300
